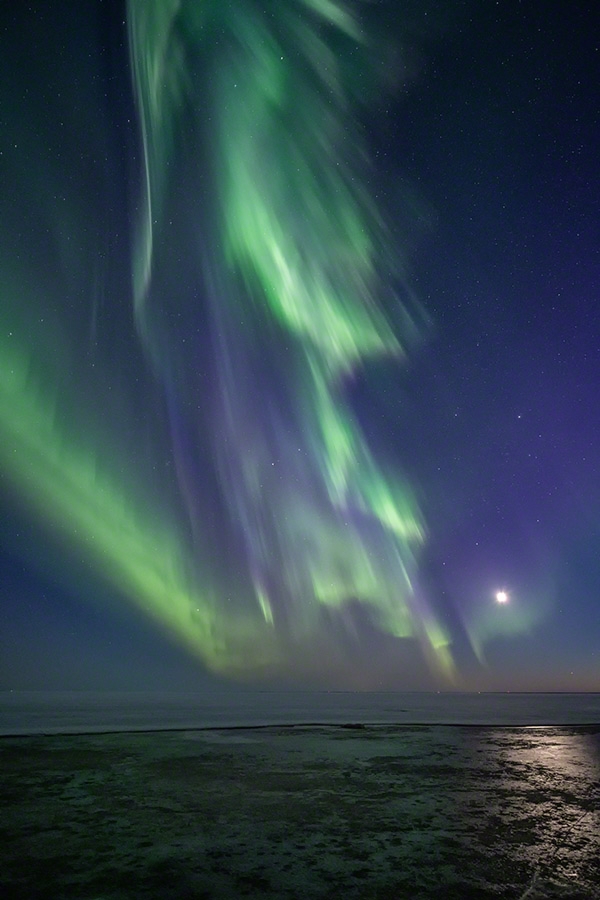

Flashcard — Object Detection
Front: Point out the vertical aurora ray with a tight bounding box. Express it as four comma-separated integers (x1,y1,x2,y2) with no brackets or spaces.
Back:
0,0,457,686
0,0,281,678
128,0,455,680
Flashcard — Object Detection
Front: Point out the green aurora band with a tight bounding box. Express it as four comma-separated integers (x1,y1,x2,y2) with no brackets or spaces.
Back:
127,0,454,681
0,0,541,685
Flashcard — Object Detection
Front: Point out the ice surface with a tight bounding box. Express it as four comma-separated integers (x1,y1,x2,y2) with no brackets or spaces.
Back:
1,725,599,898
0,691,599,735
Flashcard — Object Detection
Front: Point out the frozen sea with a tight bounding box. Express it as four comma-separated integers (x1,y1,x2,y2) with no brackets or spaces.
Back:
2,693,600,897
2,721,600,898
1,690,599,734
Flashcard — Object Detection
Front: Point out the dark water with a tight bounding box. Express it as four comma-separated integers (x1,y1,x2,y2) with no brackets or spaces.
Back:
1,724,599,898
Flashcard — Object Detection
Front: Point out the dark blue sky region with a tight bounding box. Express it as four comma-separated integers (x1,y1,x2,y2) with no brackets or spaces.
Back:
0,0,598,691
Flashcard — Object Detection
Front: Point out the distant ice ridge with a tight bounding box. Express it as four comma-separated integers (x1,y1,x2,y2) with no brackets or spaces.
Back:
0,691,599,735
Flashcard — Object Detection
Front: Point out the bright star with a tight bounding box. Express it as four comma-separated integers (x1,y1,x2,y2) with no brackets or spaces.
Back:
495,590,509,604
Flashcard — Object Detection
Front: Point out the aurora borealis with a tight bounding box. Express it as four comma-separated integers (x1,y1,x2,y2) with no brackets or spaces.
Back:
1,0,598,691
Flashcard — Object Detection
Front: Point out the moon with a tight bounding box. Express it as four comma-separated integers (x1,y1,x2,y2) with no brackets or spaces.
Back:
495,590,509,604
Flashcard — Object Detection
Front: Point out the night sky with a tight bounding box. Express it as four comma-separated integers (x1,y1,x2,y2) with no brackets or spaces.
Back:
1,0,598,692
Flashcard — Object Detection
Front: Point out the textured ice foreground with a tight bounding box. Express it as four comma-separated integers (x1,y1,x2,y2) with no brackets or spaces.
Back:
1,725,599,899
1,691,600,735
